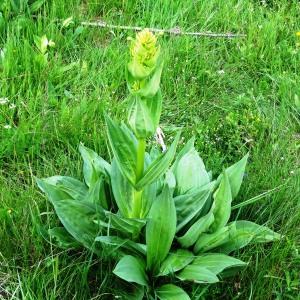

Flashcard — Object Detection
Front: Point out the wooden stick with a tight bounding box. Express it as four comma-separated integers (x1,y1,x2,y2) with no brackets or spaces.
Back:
80,21,246,38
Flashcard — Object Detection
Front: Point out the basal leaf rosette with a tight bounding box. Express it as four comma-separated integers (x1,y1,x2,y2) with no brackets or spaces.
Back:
36,27,281,300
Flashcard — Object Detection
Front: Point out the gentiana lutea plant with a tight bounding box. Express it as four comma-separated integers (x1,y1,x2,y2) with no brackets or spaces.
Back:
37,29,280,299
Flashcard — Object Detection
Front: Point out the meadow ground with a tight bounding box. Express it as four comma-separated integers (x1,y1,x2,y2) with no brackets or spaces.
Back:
0,0,300,299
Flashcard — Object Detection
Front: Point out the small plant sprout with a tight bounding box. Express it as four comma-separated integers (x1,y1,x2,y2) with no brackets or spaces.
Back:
37,29,280,299
34,35,55,65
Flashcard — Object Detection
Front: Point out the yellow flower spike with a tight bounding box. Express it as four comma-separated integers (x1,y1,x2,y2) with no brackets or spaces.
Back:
128,29,161,79
296,31,300,37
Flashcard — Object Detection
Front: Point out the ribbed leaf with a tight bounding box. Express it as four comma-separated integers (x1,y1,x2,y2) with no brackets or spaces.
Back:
140,179,157,218
216,221,280,254
175,182,214,232
39,176,88,201
79,144,111,187
175,148,210,194
48,227,81,249
194,226,231,254
171,137,195,172
177,211,214,248
136,132,181,191
147,90,163,129
36,178,71,204
192,254,246,275
156,284,190,300
158,249,194,276
111,158,134,217
210,171,232,232
146,186,177,273
105,212,146,237
85,177,108,209
217,153,249,199
105,114,137,185
95,236,146,256
177,265,219,283
128,95,156,139
53,199,101,251
165,170,176,192
113,255,148,286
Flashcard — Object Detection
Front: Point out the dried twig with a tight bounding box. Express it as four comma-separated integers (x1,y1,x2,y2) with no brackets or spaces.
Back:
155,127,167,152
81,21,246,38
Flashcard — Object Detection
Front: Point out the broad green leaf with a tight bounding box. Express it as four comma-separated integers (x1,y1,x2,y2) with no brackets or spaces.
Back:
175,148,210,194
53,199,101,251
146,186,177,273
156,284,190,300
216,221,280,254
146,90,163,130
79,144,111,187
95,236,146,256
36,178,70,204
85,177,108,209
194,226,231,254
38,176,88,201
177,211,214,248
113,255,148,286
48,227,81,249
127,95,156,139
165,170,176,192
192,254,246,275
111,158,133,217
177,265,219,284
210,171,232,232
136,132,181,190
175,182,214,232
140,179,157,218
171,137,195,172
105,212,146,237
105,115,137,185
159,249,194,276
217,153,249,199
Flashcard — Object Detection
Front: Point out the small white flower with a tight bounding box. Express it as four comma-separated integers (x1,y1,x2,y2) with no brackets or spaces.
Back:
217,70,225,75
4,124,11,129
9,103,16,109
0,97,9,105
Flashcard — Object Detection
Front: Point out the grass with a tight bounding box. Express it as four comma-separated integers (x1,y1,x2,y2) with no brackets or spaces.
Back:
0,0,300,299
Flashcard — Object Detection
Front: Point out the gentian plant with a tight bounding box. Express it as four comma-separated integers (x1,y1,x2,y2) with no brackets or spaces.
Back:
37,29,280,299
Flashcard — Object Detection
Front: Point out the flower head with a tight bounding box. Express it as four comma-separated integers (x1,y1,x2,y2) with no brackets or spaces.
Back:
130,29,158,65
128,29,160,79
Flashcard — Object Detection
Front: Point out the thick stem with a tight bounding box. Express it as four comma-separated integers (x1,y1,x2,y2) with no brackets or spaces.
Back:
136,139,146,181
131,139,146,218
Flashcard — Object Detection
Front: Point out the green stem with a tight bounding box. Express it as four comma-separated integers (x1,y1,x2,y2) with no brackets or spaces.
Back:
136,139,146,181
132,139,146,218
